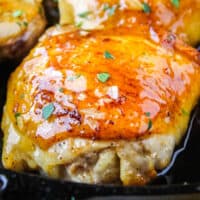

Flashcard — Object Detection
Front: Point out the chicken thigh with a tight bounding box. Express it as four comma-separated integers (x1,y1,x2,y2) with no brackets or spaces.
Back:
58,0,200,46
2,25,200,185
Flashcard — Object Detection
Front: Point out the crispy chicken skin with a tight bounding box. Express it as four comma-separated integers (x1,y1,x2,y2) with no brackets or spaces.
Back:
58,0,200,46
2,25,200,185
0,0,46,61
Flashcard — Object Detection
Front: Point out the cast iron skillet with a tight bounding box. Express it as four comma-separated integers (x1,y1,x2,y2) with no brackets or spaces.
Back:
0,49,199,200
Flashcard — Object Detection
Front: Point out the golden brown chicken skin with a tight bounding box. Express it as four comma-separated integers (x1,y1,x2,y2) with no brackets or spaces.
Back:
59,0,200,46
0,0,46,61
2,25,200,185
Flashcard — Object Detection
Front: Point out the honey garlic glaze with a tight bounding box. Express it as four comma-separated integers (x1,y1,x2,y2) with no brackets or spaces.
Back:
58,0,200,46
4,26,200,150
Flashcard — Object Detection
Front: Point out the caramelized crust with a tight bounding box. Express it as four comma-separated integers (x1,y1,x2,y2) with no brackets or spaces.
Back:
3,26,200,150
1,0,200,186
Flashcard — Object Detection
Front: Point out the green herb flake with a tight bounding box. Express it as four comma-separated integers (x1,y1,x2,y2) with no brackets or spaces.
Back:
14,112,21,119
181,109,189,116
145,112,151,117
142,3,151,13
103,3,110,11
59,88,64,93
97,72,110,83
12,10,23,18
75,21,83,28
103,3,117,15
67,74,81,81
16,22,21,27
78,11,91,18
104,51,114,59
108,5,117,16
171,0,180,8
42,103,55,120
23,21,28,27
147,119,152,131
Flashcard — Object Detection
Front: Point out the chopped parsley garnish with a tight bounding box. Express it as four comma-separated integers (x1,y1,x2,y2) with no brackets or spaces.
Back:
181,109,189,116
104,51,114,59
59,88,64,93
145,112,152,131
16,22,21,26
14,112,21,119
42,103,55,120
13,10,23,18
103,3,110,11
75,21,83,28
108,5,117,16
97,72,110,83
67,74,81,81
142,3,151,13
147,119,152,131
171,0,180,8
16,21,28,27
78,11,91,18
103,4,117,16
23,21,28,27
145,112,151,117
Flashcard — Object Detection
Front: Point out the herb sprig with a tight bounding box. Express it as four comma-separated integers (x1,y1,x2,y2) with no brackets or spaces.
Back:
97,72,110,83
42,103,55,120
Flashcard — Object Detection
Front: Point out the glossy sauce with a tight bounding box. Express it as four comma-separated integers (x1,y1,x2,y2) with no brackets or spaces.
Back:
6,25,199,149
59,0,200,45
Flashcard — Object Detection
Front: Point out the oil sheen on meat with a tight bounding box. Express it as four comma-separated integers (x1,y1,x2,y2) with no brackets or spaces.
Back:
58,0,200,46
1,24,200,185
